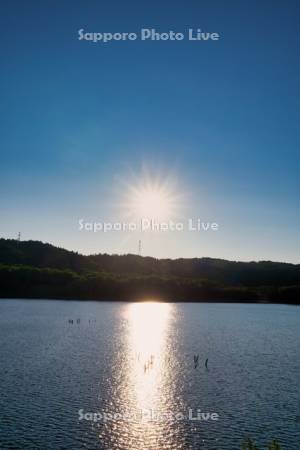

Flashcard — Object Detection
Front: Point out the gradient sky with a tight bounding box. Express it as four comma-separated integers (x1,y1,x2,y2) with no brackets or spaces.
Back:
0,0,299,261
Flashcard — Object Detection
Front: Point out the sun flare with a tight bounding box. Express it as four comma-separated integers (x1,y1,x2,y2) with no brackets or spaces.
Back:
120,168,183,221
131,185,173,219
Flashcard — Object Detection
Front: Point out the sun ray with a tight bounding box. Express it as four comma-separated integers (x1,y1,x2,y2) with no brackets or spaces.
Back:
117,166,185,221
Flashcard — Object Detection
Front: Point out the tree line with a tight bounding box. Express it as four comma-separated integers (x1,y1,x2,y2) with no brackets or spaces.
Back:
0,239,299,303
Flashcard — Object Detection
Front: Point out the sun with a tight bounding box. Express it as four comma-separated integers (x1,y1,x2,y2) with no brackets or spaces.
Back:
130,184,173,220
119,167,182,221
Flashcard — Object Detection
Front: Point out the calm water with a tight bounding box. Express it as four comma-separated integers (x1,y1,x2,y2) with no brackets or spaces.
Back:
0,300,299,450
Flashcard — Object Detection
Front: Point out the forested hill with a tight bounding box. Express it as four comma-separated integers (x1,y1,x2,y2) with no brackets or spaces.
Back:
0,238,299,286
0,238,299,303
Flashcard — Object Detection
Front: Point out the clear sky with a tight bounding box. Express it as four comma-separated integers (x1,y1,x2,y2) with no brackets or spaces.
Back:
0,0,299,262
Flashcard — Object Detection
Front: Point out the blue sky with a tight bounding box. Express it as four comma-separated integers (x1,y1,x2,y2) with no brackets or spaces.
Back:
0,0,299,261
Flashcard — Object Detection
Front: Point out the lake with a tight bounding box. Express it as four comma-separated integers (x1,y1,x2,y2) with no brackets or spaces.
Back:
0,300,299,449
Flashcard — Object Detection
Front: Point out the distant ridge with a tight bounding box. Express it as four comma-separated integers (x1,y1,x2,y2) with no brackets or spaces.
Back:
0,238,299,303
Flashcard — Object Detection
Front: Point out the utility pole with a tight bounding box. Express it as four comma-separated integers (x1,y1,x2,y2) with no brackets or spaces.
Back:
17,232,21,241
138,239,142,256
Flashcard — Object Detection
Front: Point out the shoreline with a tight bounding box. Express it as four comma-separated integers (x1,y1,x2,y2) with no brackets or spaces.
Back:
0,297,298,305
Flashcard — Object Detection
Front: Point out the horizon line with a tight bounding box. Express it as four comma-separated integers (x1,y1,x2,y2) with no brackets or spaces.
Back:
1,237,299,266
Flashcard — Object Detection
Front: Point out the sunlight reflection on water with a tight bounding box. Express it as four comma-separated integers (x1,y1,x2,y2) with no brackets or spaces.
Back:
105,301,181,449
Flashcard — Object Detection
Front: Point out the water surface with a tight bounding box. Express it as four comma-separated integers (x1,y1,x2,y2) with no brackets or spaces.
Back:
0,300,299,449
